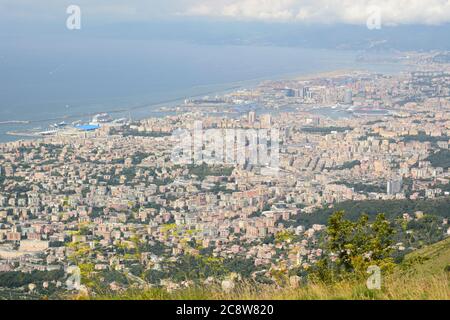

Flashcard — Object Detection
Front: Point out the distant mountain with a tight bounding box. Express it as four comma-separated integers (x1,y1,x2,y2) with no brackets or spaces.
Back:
87,21,450,51
5,20,450,52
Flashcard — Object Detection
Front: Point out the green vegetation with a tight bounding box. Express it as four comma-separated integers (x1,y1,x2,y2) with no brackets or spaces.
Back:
402,131,449,146
297,197,450,227
364,120,384,126
433,183,450,193
188,163,234,179
0,270,65,295
87,273,450,300
209,184,234,194
426,149,450,169
8,185,32,194
335,181,385,193
311,212,395,283
275,230,296,244
402,236,450,275
150,255,229,282
84,216,450,301
358,132,382,140
328,160,361,171
132,152,151,165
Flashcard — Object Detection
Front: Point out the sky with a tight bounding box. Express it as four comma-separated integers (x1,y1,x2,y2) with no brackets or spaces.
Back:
1,0,450,26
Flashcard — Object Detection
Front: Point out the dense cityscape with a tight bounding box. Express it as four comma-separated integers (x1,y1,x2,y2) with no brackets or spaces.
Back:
1,51,450,299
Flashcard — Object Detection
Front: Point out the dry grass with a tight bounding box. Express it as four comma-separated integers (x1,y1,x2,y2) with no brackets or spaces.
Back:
83,272,449,300
78,238,450,301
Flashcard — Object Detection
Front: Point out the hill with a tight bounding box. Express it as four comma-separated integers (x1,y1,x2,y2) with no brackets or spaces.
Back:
84,237,450,300
402,236,450,275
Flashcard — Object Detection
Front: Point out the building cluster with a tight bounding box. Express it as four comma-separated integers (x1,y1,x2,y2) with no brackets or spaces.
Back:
1,53,450,291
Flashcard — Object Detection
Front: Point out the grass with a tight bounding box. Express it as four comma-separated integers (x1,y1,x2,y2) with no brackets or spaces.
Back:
77,238,450,301
403,236,450,274
81,274,449,300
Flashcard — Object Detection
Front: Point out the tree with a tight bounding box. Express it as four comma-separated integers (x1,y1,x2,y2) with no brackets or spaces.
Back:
312,211,395,282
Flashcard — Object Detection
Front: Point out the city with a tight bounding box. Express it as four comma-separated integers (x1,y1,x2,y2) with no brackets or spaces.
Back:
0,51,449,299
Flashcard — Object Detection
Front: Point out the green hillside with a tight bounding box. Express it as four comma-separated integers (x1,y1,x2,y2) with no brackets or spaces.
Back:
84,238,450,301
402,236,450,275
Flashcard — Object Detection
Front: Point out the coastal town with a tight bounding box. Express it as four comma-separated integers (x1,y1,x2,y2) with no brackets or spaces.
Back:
1,51,450,297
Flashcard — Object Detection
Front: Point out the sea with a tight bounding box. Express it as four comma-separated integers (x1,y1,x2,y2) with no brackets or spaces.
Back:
0,39,406,143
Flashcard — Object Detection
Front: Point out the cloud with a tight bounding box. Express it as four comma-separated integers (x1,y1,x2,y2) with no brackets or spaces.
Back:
183,0,450,25
2,0,450,26
0,0,182,21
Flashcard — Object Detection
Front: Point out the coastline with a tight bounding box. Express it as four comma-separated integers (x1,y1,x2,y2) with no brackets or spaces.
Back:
0,66,397,145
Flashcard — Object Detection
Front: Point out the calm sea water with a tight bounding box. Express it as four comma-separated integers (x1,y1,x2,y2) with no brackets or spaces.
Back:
0,39,404,142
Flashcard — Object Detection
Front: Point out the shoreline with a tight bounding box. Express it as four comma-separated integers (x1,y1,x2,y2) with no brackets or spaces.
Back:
0,69,356,127
0,121,30,125
0,66,394,145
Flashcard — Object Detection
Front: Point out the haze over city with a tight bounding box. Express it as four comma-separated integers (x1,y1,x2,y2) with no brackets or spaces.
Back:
0,0,449,305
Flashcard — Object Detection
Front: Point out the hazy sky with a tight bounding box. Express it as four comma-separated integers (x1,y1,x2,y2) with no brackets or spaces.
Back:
2,0,450,26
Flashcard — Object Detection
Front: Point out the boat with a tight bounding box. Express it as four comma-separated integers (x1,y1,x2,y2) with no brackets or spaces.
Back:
91,113,112,124
39,129,59,136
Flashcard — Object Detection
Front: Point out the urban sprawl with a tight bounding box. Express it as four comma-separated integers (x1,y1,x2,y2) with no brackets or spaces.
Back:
1,52,450,297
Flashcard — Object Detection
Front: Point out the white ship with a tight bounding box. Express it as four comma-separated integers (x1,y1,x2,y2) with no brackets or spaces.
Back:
91,113,112,124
